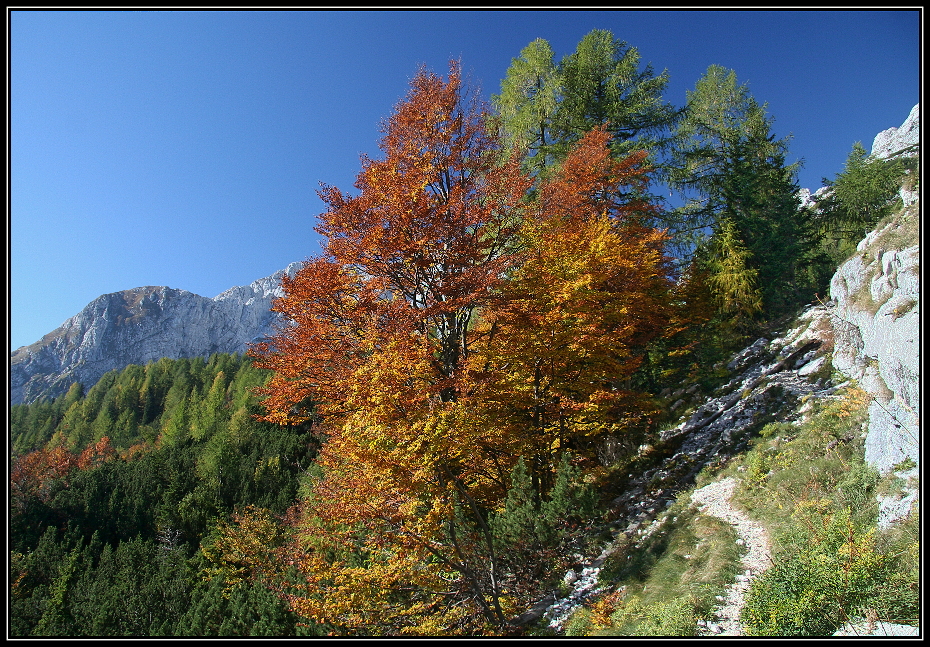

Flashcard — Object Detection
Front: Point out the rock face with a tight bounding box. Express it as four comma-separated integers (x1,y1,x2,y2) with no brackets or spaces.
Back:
826,105,920,527
830,229,920,471
10,262,303,405
870,103,919,160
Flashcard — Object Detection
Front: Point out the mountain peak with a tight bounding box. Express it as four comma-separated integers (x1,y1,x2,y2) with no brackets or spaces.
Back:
10,264,302,405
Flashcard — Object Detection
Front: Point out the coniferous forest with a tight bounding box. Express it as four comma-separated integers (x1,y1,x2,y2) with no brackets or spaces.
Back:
10,30,919,637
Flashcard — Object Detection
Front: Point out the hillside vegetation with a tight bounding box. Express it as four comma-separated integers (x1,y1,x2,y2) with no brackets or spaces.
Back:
9,29,919,637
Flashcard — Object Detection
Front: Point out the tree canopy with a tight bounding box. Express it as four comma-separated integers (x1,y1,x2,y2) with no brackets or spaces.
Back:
494,29,678,181
249,62,673,634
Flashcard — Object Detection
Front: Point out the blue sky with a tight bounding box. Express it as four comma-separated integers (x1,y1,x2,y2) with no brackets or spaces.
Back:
9,9,921,351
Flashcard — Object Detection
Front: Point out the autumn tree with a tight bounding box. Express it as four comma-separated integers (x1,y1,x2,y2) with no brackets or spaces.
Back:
249,51,679,632
252,62,530,424
200,505,288,593
11,446,77,510
249,62,533,633
472,127,673,492
76,435,117,470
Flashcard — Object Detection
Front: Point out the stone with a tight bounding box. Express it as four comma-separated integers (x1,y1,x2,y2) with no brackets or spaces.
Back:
797,356,826,376
870,104,919,160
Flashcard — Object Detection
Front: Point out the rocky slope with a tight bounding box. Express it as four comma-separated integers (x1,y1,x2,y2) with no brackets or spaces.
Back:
532,301,843,632
10,262,303,405
537,104,920,635
826,103,919,527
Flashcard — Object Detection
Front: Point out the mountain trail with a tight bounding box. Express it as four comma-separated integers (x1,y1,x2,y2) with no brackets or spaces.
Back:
689,476,771,636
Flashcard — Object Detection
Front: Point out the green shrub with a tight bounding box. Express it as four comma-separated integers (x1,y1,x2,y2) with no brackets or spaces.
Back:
491,453,595,549
734,386,916,635
741,506,892,636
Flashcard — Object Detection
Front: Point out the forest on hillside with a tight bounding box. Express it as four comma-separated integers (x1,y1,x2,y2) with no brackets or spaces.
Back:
9,30,918,637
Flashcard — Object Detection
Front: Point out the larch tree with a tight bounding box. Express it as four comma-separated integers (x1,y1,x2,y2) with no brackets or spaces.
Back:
494,30,679,182
493,37,561,176
554,30,678,167
669,64,813,322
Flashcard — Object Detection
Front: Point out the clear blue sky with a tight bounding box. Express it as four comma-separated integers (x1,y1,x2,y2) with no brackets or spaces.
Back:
9,9,921,351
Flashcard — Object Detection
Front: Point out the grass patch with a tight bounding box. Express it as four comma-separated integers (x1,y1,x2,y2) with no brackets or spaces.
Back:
729,385,919,635
567,496,743,636
870,198,920,254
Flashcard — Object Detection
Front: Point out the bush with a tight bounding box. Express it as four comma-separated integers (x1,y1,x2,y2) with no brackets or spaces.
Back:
565,592,700,637
741,506,890,636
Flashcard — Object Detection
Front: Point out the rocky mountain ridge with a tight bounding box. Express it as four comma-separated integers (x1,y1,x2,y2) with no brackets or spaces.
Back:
10,262,303,405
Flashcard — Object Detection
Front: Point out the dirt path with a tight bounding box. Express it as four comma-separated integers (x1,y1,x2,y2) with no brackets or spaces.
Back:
689,476,771,636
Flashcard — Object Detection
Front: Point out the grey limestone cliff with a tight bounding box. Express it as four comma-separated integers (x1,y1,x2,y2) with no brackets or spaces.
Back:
827,104,920,527
10,262,303,405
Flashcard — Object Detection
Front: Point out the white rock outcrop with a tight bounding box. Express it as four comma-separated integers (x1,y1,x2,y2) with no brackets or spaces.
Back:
870,104,919,160
827,104,919,528
830,230,919,526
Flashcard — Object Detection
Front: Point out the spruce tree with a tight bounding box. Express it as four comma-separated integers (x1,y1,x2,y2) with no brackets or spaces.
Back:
670,65,814,320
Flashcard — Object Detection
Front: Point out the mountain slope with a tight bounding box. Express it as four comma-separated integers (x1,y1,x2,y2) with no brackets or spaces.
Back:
10,262,303,405
542,104,920,636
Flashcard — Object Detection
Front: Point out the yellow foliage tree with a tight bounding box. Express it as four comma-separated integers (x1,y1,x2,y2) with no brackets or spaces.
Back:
473,127,673,492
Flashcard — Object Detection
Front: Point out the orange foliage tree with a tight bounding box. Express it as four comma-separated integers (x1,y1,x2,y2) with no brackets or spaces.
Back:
250,65,672,634
250,62,531,633
76,435,117,470
10,446,77,512
12,438,118,515
472,127,673,493
251,61,530,425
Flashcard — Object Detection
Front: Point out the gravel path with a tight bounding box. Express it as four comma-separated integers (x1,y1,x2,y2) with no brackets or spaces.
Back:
690,476,771,636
